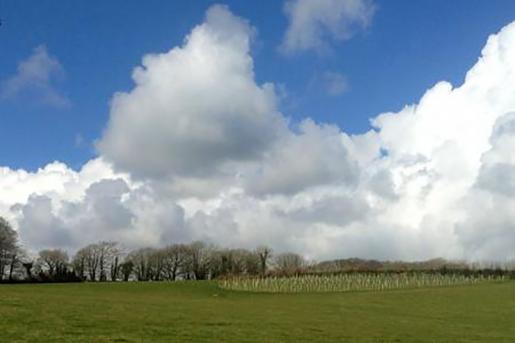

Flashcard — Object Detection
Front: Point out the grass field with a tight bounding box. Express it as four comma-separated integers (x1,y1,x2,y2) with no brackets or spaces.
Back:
1,281,514,342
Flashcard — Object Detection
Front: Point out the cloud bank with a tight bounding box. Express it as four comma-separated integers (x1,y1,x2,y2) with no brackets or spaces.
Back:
2,5,515,262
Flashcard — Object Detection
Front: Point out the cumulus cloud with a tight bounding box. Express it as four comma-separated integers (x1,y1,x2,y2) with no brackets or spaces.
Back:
2,159,127,249
1,7,515,262
0,45,70,107
280,0,376,54
245,120,359,196
456,112,515,260
15,195,71,250
98,5,286,179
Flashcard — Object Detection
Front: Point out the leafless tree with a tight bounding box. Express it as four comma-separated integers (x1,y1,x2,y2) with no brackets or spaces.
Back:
256,246,272,275
75,244,100,281
209,248,261,277
148,248,166,281
119,260,134,281
274,252,305,275
183,241,213,280
72,247,88,280
0,217,18,281
22,261,34,280
7,247,28,281
244,250,261,276
127,248,155,281
96,241,119,281
161,244,188,281
38,249,69,277
110,245,123,282
73,242,121,281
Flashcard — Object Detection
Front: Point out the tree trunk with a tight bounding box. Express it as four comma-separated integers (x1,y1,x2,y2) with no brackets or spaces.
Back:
8,254,16,281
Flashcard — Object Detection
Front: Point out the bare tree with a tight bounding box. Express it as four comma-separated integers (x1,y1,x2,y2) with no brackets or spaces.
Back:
72,248,88,280
256,246,272,276
7,247,25,281
274,252,305,275
96,241,119,281
73,242,121,281
127,248,155,281
0,217,18,281
184,241,213,280
148,248,166,281
209,248,227,278
209,248,261,278
22,261,34,280
162,244,188,281
119,260,134,281
244,250,261,276
220,249,247,276
38,249,69,277
75,244,100,281
110,245,122,282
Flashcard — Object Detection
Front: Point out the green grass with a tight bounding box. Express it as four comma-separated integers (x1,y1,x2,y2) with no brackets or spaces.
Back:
1,281,514,342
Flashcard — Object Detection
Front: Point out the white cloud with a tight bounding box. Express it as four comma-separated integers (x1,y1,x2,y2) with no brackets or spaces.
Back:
1,8,515,262
309,71,349,96
98,5,286,180
281,0,376,54
456,112,515,260
323,71,348,96
245,119,359,196
0,45,70,107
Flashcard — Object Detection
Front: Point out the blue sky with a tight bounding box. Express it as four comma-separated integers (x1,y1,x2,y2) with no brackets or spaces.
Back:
1,0,515,171
2,0,515,259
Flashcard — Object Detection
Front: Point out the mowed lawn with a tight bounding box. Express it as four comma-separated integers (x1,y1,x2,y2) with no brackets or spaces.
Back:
1,281,514,342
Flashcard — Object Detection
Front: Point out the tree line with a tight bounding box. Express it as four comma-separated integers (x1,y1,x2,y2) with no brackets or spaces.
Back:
1,217,306,283
2,216,513,283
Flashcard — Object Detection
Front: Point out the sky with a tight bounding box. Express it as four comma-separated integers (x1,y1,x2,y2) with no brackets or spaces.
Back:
1,0,515,261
